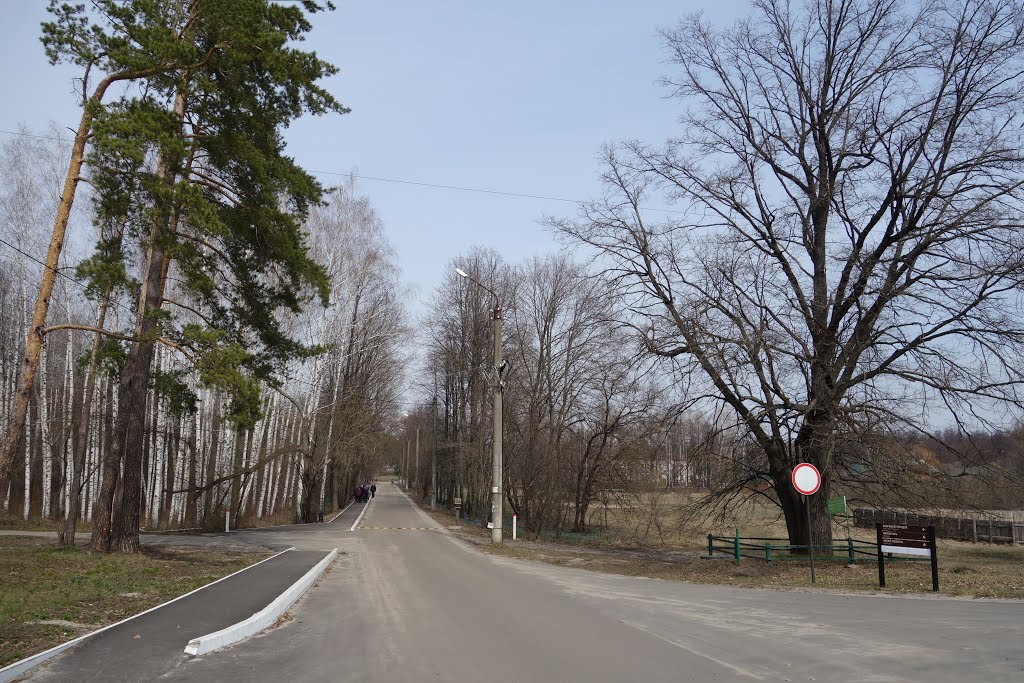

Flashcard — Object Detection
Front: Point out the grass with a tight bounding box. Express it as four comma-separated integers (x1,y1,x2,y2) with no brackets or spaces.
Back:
0,536,271,667
0,513,57,533
411,489,1024,600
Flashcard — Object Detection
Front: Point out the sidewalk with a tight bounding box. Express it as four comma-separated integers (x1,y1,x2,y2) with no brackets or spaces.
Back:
20,548,331,682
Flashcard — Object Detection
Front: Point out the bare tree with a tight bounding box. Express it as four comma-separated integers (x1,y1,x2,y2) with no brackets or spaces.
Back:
556,0,1024,546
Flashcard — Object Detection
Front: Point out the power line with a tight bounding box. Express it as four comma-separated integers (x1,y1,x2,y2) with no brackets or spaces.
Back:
0,237,414,406
0,127,687,215
0,235,139,320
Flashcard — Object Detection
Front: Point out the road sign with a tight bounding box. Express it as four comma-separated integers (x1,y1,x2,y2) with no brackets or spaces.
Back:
791,463,821,584
791,463,821,495
827,496,847,516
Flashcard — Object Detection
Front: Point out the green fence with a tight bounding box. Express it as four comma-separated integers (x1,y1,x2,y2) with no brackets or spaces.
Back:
706,530,926,565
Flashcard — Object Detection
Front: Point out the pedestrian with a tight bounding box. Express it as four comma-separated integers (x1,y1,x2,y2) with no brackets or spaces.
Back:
354,485,363,503
371,483,376,499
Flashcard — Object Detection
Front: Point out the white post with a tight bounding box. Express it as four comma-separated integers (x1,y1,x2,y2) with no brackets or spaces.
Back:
513,514,517,540
225,508,230,533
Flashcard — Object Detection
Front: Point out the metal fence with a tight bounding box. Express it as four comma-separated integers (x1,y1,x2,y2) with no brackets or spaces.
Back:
707,531,887,564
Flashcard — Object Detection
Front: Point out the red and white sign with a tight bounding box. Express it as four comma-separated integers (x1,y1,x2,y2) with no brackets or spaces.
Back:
791,463,821,495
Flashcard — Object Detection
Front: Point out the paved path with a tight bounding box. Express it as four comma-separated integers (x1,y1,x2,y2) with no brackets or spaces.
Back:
24,549,329,682
170,484,1024,682
17,486,1024,681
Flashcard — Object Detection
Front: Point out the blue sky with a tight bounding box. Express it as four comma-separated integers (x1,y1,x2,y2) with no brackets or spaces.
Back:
0,1,748,313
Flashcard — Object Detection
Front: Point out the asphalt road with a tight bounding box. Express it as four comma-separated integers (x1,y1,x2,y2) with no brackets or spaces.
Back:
132,483,1020,683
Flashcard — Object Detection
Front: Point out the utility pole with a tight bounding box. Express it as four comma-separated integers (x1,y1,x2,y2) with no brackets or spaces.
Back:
405,440,410,490
455,266,504,544
432,393,438,510
490,303,503,543
415,426,420,495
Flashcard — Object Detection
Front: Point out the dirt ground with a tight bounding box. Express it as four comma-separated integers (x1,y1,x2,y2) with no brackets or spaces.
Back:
412,490,1024,600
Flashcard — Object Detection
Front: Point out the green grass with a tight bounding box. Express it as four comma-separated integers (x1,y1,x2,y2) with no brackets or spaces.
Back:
0,536,270,666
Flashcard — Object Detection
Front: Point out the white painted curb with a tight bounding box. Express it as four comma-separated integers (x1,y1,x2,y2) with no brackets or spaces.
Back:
350,500,370,531
184,547,338,657
0,547,295,683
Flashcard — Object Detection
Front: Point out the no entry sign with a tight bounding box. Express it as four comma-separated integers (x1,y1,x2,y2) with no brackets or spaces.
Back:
792,463,821,495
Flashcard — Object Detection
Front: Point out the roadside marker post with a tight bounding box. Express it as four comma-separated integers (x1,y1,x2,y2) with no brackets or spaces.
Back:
512,514,518,540
792,463,821,584
225,508,230,533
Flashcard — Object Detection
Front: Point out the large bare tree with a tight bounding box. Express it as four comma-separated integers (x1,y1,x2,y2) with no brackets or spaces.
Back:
556,0,1024,547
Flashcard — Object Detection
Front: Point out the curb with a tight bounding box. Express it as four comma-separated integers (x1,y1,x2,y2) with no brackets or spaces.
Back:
0,547,295,683
184,547,338,657
350,500,370,531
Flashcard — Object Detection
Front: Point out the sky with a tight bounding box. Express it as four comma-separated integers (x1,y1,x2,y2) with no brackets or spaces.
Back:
0,0,750,317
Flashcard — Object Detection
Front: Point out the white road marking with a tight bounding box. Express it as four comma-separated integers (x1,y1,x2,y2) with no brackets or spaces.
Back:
327,500,354,524
619,619,765,679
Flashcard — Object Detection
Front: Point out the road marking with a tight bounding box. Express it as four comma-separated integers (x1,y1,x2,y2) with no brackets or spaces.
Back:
327,500,353,524
619,619,764,680
357,526,443,532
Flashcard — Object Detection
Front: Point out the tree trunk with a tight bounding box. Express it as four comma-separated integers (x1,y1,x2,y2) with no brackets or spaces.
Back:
159,414,179,529
27,390,44,520
106,84,187,553
228,428,246,528
203,394,222,522
184,412,198,527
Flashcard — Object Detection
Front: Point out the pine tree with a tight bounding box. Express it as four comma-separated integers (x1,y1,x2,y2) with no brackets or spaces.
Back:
0,0,234,512
76,0,346,552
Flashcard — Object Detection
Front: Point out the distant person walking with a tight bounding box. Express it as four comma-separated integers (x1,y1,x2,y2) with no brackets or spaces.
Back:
370,483,377,499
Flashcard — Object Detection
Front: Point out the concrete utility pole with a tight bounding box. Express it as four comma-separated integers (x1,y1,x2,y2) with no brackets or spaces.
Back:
415,427,420,495
455,267,504,544
432,393,438,510
490,305,503,543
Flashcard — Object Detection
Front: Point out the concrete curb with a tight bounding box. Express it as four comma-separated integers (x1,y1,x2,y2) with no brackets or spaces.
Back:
0,547,295,683
350,500,370,531
183,547,338,657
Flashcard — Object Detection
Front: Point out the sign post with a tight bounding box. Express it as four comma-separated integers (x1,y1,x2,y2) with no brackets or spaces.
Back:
875,522,939,591
792,463,821,584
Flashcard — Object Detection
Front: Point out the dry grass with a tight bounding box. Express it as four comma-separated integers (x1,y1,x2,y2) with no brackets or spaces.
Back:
413,490,1024,599
0,513,57,533
0,536,270,666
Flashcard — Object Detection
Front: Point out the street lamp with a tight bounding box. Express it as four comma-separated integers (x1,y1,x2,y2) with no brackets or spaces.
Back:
455,267,504,544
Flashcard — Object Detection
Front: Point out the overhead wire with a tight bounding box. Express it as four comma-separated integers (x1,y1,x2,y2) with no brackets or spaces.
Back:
0,127,687,215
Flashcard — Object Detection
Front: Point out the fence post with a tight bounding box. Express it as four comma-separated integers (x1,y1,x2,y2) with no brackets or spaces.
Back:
876,522,886,588
734,528,741,565
765,543,772,564
848,536,855,564
708,534,714,557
